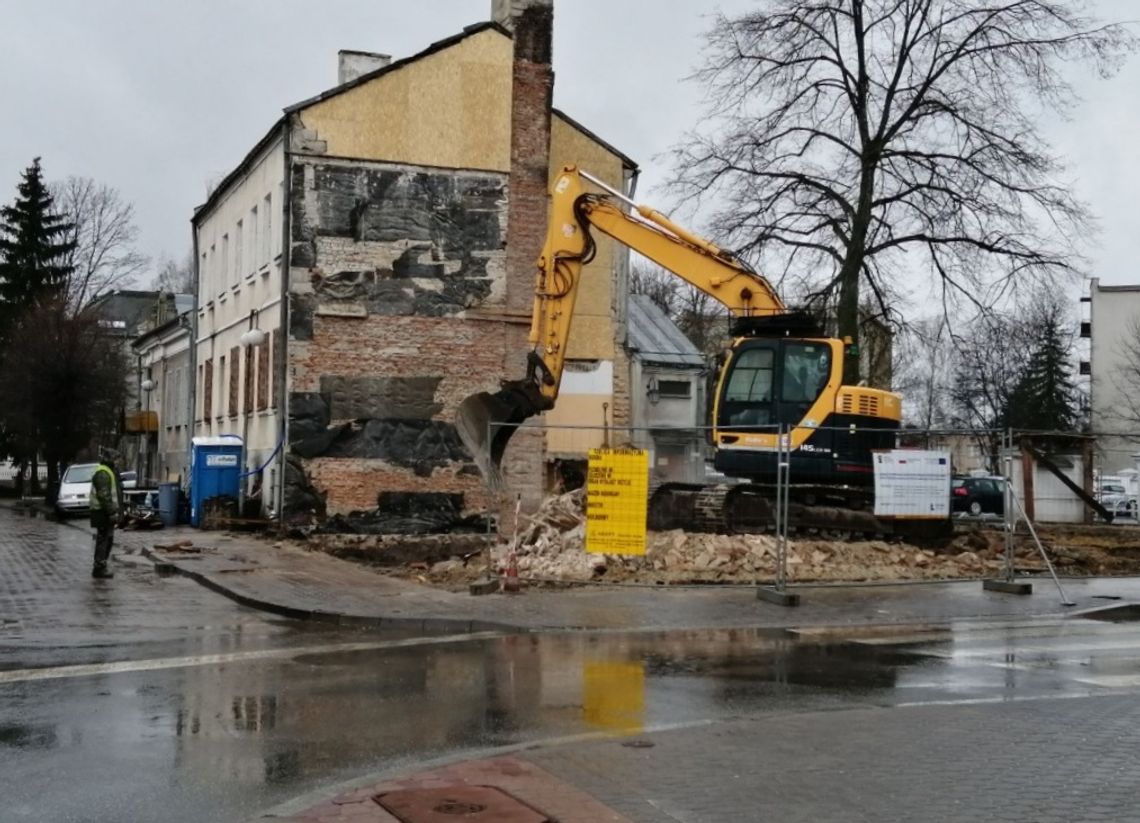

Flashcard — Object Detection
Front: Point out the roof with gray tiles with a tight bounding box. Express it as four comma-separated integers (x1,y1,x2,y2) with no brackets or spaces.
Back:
627,293,705,368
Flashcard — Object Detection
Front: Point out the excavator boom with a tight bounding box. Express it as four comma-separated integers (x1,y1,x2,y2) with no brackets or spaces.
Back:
456,166,787,481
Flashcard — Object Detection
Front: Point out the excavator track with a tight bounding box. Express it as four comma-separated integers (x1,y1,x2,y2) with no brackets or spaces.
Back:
649,482,951,544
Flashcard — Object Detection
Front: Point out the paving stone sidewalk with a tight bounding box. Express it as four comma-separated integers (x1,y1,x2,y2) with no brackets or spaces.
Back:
122,525,1140,633
264,694,1140,823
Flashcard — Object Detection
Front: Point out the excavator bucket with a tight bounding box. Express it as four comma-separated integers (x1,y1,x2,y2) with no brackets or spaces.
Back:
455,384,544,490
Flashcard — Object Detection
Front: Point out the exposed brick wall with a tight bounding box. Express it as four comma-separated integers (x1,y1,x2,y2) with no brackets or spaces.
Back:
293,314,514,408
504,4,554,316
611,343,632,434
284,155,515,524
499,0,554,515
306,458,493,515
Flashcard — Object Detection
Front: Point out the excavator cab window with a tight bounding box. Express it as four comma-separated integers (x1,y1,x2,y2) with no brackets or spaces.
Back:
718,342,832,431
777,342,830,425
719,346,775,430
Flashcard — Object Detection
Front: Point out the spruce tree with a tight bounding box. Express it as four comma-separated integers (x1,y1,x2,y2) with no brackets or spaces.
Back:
1002,307,1079,433
0,158,76,325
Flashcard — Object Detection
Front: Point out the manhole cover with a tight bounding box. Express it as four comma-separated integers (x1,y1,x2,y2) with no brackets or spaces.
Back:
376,785,549,822
434,801,486,814
621,740,655,749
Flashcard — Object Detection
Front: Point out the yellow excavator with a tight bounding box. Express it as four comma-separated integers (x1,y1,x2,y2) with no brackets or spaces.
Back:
458,166,934,538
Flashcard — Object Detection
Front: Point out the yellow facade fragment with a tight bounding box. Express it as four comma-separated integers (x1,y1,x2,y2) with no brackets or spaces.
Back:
302,29,513,171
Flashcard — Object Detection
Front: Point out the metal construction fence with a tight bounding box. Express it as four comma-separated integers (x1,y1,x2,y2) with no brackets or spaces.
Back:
491,420,1140,523
478,420,1140,606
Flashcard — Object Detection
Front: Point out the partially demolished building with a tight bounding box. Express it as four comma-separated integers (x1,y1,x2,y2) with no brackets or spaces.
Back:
191,4,639,529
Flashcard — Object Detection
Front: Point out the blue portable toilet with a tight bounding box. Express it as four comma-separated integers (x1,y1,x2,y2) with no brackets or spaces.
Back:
190,436,243,527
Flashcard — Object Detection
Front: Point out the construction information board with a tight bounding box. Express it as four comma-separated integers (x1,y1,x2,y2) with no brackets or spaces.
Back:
586,448,649,555
872,450,951,518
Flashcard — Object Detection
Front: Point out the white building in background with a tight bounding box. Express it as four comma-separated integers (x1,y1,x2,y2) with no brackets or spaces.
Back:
1086,278,1140,474
133,305,194,483
191,132,286,514
626,294,707,486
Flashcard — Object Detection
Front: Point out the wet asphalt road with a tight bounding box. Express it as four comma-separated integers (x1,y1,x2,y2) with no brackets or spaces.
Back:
5,508,1140,822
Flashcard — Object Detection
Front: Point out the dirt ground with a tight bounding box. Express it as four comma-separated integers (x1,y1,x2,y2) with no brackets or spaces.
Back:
319,489,1140,591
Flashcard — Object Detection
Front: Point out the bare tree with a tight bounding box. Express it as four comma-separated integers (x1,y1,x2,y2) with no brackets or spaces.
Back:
153,250,195,294
1110,319,1140,427
948,311,1032,467
630,261,729,357
673,0,1135,381
893,315,954,429
52,176,147,308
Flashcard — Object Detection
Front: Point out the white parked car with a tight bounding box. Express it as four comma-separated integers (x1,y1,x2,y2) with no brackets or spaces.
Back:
55,463,100,515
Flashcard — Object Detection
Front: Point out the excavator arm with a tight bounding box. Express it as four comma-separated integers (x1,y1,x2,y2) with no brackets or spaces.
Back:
457,166,786,484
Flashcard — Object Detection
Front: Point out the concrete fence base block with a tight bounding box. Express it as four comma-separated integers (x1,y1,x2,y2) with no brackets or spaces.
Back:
468,578,500,597
756,586,800,607
983,578,1033,595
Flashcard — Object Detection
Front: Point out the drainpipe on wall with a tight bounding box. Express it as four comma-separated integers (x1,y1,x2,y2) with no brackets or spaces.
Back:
276,120,293,529
187,222,200,497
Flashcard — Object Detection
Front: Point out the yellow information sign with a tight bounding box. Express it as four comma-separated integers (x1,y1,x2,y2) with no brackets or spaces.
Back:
586,448,648,555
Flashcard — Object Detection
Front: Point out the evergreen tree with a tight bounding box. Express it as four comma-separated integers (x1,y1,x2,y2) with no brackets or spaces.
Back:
1002,304,1079,433
0,158,76,329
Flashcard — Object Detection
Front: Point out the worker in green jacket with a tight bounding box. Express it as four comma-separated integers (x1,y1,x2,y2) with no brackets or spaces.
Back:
90,448,123,579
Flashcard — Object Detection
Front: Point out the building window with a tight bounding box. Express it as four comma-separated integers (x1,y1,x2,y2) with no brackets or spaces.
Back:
261,194,272,265
228,346,240,418
657,379,692,399
271,328,282,408
202,360,213,421
217,356,227,420
257,335,269,411
244,345,255,414
221,233,231,289
250,205,259,272
200,251,208,294
235,219,244,283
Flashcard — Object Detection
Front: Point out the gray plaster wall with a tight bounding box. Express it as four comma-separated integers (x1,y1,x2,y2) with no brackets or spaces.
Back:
284,156,510,528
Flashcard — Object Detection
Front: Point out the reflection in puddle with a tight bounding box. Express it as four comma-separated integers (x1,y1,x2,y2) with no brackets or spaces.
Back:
583,661,645,734
156,626,911,794
0,722,58,750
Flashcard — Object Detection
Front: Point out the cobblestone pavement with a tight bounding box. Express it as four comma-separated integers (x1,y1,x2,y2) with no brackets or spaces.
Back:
518,694,1140,823
0,507,356,670
142,526,1140,632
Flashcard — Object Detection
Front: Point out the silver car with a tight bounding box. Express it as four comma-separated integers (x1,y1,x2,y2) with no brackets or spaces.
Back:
55,463,100,515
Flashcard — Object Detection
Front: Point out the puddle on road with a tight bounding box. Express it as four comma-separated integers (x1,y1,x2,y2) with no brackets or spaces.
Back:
0,722,58,750
3,621,1112,822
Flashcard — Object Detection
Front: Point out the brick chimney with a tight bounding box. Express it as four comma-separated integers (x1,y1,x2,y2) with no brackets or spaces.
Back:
337,50,392,85
498,0,554,313
494,0,553,512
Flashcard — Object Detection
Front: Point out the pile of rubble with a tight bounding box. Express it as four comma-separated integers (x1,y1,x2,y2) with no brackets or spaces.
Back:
448,489,1049,586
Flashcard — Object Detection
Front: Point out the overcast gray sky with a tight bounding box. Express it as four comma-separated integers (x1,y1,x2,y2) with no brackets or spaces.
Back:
0,0,1135,291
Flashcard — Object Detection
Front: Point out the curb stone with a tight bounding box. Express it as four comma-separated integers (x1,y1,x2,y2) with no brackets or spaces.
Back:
139,547,521,635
